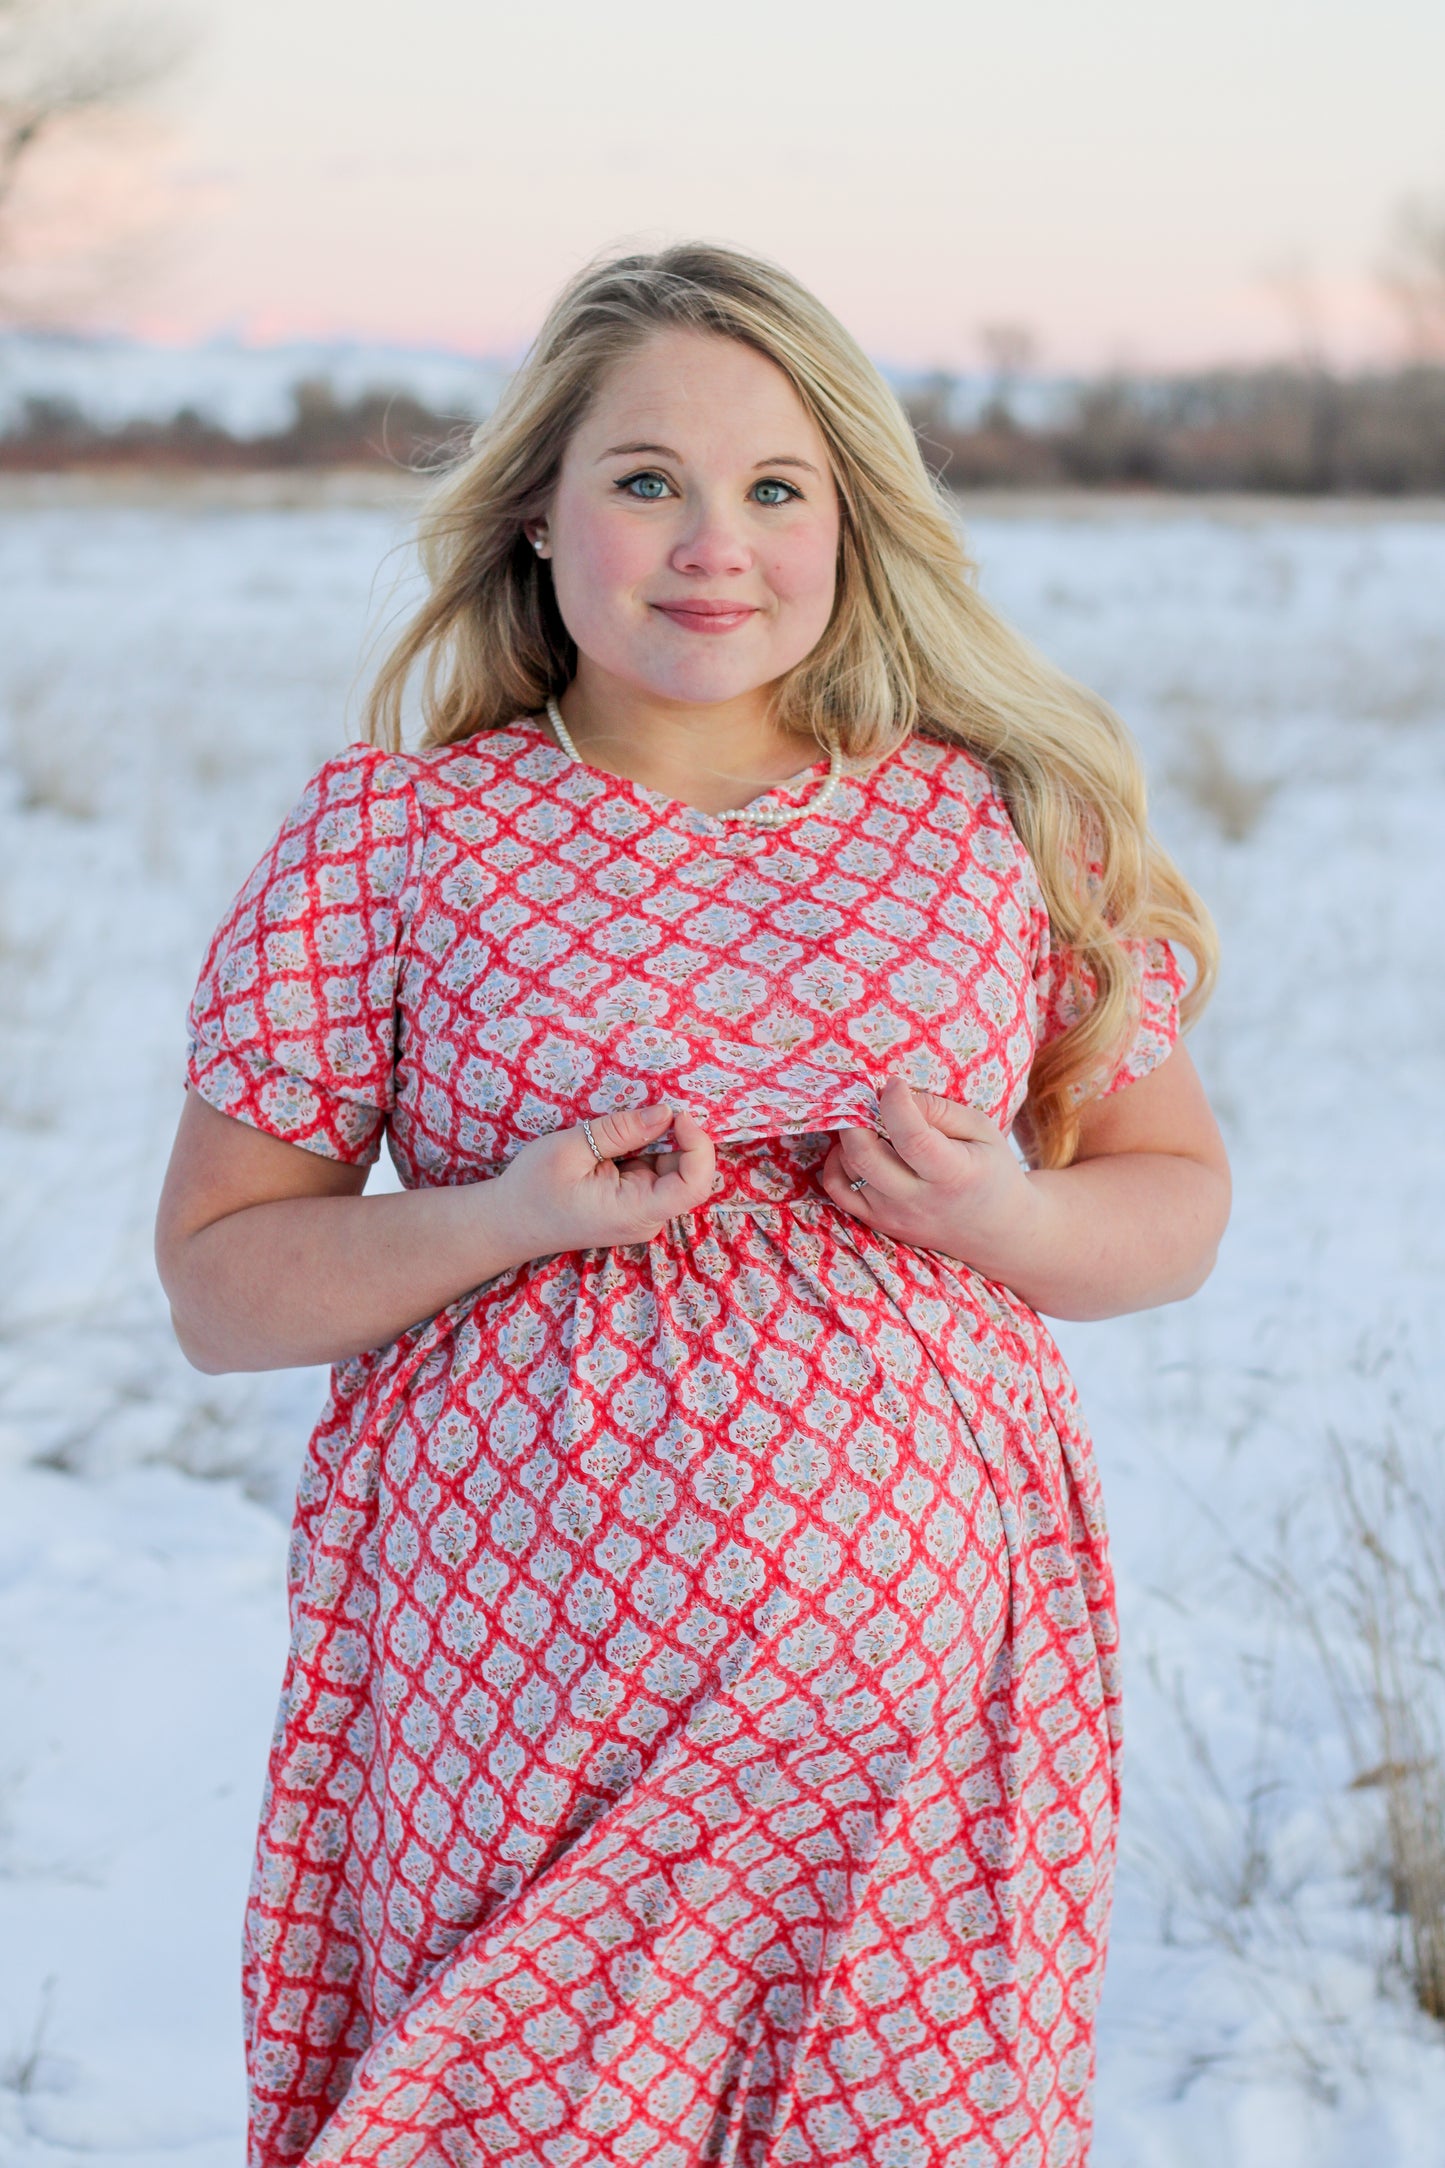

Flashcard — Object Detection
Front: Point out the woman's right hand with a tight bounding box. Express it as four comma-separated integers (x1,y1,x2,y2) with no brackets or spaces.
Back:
156,1092,717,1375
492,1102,716,1264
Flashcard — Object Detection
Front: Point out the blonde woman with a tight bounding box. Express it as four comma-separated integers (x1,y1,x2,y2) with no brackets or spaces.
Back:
156,243,1230,2168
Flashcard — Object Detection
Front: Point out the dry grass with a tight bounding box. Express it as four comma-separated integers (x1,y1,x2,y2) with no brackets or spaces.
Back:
0,1976,59,2100
1323,1437,1445,2019
1131,1396,1445,2102
25,1364,292,1511
1130,1638,1361,2105
1167,724,1281,844
143,1391,286,1507
1256,1431,1445,2024
0,675,98,822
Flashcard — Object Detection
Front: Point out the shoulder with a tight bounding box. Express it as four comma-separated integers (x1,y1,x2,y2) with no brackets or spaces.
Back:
281,740,418,835
889,729,1011,818
297,724,536,793
261,742,420,878
389,723,540,789
892,728,1038,881
341,722,546,823
289,725,540,842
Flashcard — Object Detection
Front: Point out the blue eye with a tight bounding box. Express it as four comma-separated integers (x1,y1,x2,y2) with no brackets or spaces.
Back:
620,471,671,500
751,478,800,506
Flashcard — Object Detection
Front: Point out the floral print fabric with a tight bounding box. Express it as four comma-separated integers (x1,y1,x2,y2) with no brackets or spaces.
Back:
185,716,1182,2168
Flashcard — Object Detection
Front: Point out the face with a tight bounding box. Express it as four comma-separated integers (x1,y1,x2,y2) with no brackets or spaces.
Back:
531,329,841,715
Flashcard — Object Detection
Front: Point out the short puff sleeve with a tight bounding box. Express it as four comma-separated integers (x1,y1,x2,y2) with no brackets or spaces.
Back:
1032,917,1187,1098
184,745,421,1163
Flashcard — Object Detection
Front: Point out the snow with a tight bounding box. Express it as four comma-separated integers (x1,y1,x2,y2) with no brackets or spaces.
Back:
0,476,1441,2163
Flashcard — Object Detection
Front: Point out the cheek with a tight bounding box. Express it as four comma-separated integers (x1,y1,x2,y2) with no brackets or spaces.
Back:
548,497,657,643
764,523,839,625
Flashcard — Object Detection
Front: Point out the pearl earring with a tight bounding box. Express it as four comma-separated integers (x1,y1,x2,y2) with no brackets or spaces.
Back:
531,536,546,555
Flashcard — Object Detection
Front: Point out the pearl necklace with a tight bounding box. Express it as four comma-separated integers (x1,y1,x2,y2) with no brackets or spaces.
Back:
543,695,846,830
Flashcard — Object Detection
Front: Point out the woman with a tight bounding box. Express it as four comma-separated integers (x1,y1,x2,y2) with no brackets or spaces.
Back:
156,242,1229,2168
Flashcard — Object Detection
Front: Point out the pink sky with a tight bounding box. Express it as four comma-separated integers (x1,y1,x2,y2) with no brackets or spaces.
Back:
83,0,1445,369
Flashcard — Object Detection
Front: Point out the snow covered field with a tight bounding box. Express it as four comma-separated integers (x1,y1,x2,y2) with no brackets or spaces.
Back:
1,477,1441,2166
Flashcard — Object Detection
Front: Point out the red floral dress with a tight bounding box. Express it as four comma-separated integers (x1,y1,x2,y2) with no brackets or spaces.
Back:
184,714,1181,2168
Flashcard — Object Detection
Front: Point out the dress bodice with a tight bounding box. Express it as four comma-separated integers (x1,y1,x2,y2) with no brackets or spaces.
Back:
185,714,1181,1203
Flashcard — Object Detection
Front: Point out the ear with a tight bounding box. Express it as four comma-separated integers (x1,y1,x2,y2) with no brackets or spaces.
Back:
524,521,550,559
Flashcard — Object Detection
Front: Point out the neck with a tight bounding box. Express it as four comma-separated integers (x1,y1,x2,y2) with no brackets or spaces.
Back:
552,667,826,814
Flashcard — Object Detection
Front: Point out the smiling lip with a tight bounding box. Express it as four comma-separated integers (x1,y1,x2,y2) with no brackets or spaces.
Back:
651,600,760,634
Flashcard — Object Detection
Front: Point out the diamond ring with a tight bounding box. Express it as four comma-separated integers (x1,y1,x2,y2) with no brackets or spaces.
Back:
580,1117,605,1164
848,1176,868,1193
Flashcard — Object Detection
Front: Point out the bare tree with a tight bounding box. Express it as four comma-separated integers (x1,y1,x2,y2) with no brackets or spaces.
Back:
0,0,185,314
977,321,1038,429
1260,250,1329,369
1378,191,1445,361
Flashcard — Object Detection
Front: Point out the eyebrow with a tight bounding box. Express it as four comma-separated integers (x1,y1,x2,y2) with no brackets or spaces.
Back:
596,442,821,478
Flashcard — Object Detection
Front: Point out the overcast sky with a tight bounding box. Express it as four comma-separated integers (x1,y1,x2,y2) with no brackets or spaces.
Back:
118,0,1444,369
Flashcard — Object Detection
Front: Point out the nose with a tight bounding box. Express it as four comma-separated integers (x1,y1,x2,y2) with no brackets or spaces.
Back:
669,495,752,579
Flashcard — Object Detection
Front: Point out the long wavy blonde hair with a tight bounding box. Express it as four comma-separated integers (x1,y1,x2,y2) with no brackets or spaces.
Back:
365,240,1216,1166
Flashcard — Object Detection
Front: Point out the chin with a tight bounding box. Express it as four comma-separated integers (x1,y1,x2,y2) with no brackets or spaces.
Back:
650,672,776,708
625,646,808,710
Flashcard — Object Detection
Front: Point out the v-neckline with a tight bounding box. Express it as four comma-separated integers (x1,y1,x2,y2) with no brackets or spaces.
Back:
513,708,843,834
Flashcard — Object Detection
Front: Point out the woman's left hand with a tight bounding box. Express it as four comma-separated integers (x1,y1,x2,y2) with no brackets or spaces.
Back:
819,1072,1038,1269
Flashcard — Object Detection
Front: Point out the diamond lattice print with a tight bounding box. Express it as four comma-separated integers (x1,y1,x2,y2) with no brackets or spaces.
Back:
184,716,1183,2167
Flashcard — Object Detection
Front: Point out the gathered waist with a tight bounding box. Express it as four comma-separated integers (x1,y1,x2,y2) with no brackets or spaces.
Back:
678,1130,837,1213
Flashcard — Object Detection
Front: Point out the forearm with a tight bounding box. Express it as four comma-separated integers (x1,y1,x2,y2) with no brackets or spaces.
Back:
167,1180,535,1374
949,1151,1230,1320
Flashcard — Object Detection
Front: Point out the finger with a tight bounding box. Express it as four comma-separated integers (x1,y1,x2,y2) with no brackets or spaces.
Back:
834,1122,913,1192
875,1074,997,1177
642,1103,714,1211
617,1149,681,1178
827,1130,891,1192
819,1143,878,1215
881,1072,1003,1149
582,1102,674,1162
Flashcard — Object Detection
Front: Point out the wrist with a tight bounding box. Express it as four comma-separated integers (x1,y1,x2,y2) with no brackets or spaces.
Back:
471,1165,546,1280
940,1163,1053,1286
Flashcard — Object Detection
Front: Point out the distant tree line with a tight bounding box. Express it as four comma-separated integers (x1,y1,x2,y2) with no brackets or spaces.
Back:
904,363,1445,493
3,361,1445,492
0,377,474,471
898,194,1445,494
